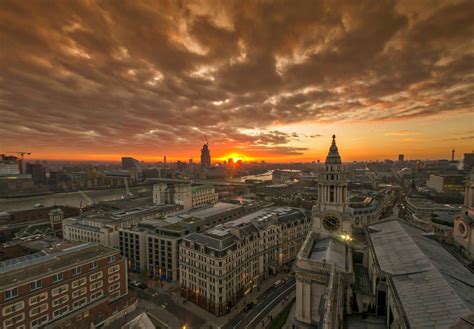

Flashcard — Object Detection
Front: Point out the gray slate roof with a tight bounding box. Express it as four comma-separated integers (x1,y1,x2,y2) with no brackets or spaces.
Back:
368,220,473,328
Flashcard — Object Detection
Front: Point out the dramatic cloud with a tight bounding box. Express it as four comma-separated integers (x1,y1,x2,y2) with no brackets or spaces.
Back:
0,0,472,159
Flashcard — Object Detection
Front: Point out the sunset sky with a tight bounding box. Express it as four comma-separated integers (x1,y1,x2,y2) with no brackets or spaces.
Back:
0,0,473,162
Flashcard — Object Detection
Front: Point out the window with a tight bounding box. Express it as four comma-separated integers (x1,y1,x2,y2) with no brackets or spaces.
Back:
108,265,120,274
108,255,116,263
2,301,24,316
30,280,42,291
31,315,48,329
90,260,98,270
90,271,103,281
29,303,48,317
52,284,68,297
3,313,25,328
52,273,64,283
53,306,69,319
109,290,121,301
72,277,87,288
4,288,18,301
90,281,103,291
52,295,69,307
108,282,120,292
72,287,87,299
90,290,103,301
72,266,82,276
29,293,48,306
108,273,120,283
73,297,87,309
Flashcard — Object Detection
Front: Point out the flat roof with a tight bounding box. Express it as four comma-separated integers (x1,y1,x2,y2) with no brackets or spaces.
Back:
368,220,473,327
165,202,242,224
309,237,347,271
0,242,117,289
223,207,300,228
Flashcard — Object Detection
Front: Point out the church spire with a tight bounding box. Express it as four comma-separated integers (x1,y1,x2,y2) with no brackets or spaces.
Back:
326,134,342,164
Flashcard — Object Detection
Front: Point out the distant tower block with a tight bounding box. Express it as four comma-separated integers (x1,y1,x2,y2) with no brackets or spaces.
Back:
398,154,405,162
164,156,167,164
452,149,455,162
49,208,64,237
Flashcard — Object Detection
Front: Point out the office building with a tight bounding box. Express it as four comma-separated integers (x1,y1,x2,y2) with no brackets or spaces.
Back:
26,163,47,186
121,157,141,171
398,154,404,162
464,152,474,172
427,173,465,192
179,207,310,315
0,242,134,329
63,204,178,248
200,143,211,169
119,202,260,281
153,183,218,209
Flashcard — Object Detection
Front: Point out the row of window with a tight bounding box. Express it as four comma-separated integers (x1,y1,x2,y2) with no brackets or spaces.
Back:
3,289,109,329
3,257,117,301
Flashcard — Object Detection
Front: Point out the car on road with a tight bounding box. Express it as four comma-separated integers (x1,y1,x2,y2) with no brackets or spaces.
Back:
273,280,284,288
138,283,147,289
244,301,255,312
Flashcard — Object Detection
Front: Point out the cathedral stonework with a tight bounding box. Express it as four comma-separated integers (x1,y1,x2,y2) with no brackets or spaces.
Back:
312,135,353,237
294,135,354,328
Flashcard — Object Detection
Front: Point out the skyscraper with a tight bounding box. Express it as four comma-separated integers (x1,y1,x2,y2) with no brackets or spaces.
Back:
200,143,211,168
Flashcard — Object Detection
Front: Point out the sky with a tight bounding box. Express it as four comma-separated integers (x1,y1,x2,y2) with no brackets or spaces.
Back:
0,0,473,163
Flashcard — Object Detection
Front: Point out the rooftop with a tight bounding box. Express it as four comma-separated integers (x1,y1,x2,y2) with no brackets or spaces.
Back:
0,242,118,289
368,219,473,327
223,207,303,228
407,197,462,211
309,237,347,271
165,202,242,223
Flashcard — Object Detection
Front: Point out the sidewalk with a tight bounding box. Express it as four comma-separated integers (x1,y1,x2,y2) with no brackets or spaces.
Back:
129,271,292,329
254,292,295,329
198,272,292,328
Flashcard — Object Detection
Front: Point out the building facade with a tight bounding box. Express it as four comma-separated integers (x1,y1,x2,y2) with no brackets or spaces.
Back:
119,202,261,281
153,183,218,209
453,173,474,260
179,207,310,316
63,205,178,248
0,242,135,329
295,135,354,328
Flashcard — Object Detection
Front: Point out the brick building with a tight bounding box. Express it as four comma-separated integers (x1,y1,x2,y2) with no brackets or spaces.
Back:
0,242,136,329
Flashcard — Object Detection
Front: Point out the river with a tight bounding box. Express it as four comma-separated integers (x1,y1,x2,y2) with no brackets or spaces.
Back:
0,185,153,212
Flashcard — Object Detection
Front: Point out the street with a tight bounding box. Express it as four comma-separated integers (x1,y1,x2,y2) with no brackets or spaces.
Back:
134,286,206,329
223,278,296,329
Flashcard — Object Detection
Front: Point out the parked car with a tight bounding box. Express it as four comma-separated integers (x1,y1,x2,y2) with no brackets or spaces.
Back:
138,283,147,289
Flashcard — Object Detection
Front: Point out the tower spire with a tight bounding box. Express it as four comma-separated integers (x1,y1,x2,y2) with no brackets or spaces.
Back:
326,134,341,164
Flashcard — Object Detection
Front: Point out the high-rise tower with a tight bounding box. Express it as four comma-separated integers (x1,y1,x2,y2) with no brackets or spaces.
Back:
200,143,211,168
312,135,352,236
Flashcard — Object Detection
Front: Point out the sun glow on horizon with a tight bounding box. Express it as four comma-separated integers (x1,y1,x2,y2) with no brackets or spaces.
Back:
216,153,253,163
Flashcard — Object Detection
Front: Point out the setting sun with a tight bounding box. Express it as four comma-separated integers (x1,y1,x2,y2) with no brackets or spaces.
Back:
218,153,252,163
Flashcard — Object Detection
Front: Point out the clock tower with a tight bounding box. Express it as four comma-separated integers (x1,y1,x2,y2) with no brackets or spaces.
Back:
313,135,352,237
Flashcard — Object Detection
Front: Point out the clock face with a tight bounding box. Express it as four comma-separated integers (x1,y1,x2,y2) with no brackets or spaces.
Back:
323,215,340,231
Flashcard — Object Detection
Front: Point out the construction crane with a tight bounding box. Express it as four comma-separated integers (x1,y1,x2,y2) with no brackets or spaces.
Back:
7,151,31,173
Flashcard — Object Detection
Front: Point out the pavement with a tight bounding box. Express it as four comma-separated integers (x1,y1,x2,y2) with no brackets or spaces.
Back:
127,271,293,329
223,278,296,329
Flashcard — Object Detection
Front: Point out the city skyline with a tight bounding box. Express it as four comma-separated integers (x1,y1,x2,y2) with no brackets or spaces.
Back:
1,0,473,162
